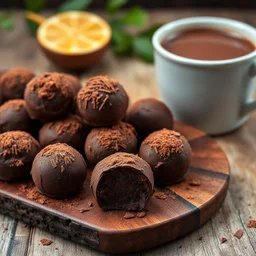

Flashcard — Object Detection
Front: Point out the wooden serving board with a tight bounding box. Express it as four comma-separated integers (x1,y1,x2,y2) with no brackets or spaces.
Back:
0,122,229,254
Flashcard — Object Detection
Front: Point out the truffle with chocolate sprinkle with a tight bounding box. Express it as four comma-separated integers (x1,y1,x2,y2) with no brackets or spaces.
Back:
139,129,191,186
24,72,73,122
0,131,40,181
31,143,87,198
77,76,129,126
85,122,137,166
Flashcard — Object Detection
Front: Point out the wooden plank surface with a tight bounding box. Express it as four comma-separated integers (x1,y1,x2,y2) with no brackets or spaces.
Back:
0,9,256,256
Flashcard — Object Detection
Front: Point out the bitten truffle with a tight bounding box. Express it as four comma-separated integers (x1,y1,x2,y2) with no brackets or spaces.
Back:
125,98,173,141
91,152,154,211
24,72,73,122
139,129,191,186
0,131,40,181
85,122,137,166
31,143,87,198
77,76,129,126
0,68,35,101
0,99,32,133
39,114,88,152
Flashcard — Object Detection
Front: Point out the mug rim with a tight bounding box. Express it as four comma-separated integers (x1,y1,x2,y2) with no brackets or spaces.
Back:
152,16,256,66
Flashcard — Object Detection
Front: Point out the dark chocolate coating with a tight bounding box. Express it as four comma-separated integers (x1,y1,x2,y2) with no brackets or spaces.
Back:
24,73,74,122
139,130,191,186
62,73,81,96
39,115,88,152
31,143,87,198
0,68,35,101
77,76,129,126
91,152,154,211
84,122,137,166
125,98,173,141
0,131,40,182
0,99,32,133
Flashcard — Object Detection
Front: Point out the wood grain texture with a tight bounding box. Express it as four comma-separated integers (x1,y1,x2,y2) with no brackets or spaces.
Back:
0,9,255,256
0,122,229,253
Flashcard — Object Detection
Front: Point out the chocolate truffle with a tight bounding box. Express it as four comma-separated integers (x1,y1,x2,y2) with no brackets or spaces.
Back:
91,152,154,211
24,72,74,122
125,98,173,141
77,76,129,126
31,143,87,198
0,131,40,181
0,68,35,101
0,99,32,133
139,129,191,186
39,114,88,152
85,122,137,166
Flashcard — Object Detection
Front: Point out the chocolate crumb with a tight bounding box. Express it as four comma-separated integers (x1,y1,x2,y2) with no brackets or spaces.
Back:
247,220,256,228
187,196,195,200
154,192,167,200
178,245,183,249
124,212,135,219
137,211,146,218
198,236,203,241
79,208,90,213
189,179,201,186
88,201,93,207
234,229,243,239
221,237,227,244
40,239,52,246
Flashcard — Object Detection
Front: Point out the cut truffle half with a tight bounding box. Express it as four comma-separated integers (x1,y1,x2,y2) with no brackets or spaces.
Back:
91,152,154,211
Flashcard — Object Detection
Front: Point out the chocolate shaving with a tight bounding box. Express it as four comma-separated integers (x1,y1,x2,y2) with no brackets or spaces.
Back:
79,208,90,213
221,237,227,243
154,192,167,200
137,211,146,218
142,129,187,159
189,179,201,186
77,76,119,111
0,131,39,159
234,229,243,239
247,220,256,228
124,212,135,219
40,239,52,246
41,143,75,172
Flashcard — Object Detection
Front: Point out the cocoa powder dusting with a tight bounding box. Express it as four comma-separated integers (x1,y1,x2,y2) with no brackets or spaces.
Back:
0,131,39,161
143,129,186,159
0,99,25,112
48,115,83,135
0,68,34,88
94,122,136,151
41,143,75,172
78,76,119,110
28,73,71,100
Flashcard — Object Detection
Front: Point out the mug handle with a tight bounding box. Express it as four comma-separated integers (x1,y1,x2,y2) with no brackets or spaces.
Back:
241,61,256,115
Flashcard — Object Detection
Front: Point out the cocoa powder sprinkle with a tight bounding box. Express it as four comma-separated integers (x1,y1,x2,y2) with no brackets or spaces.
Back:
0,131,38,160
0,99,25,112
27,72,71,100
47,115,83,135
41,143,75,172
142,129,186,159
93,122,136,151
78,76,119,111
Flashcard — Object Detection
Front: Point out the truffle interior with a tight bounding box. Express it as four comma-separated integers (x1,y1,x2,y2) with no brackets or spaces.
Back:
96,167,152,211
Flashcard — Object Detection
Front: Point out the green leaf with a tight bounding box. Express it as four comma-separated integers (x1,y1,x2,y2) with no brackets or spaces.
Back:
139,24,162,39
26,19,39,36
111,29,133,55
122,6,147,27
133,36,154,63
109,18,126,31
58,0,92,12
0,13,14,31
24,0,47,12
106,0,128,14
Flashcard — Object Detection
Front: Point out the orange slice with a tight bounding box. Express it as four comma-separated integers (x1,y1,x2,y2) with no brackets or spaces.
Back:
37,11,111,55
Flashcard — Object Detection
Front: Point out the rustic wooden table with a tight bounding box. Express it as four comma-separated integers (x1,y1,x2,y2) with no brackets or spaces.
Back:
0,9,255,256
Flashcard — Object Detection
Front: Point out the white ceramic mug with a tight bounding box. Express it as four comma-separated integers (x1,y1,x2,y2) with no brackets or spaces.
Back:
153,17,256,135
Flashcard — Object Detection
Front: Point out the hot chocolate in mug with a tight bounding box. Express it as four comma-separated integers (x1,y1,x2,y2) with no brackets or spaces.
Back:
153,17,256,135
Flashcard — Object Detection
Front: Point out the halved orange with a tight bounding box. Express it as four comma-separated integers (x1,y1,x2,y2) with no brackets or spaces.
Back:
27,11,111,69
